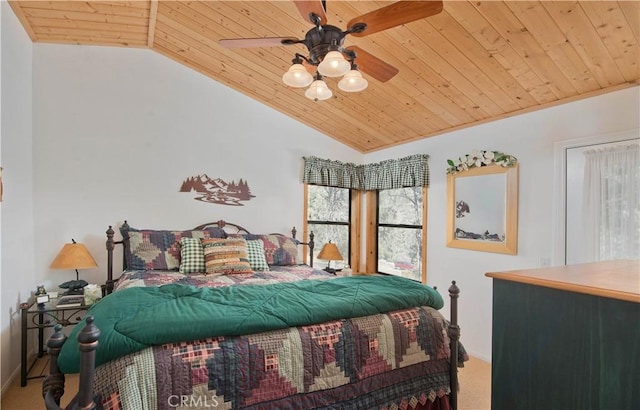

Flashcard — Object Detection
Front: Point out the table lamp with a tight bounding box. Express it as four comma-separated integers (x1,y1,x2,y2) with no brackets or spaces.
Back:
317,241,344,274
50,239,97,295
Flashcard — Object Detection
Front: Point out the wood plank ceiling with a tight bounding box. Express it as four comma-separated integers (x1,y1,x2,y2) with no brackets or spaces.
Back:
8,1,639,153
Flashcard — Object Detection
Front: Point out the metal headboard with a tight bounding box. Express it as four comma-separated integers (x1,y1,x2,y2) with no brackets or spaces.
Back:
104,220,314,294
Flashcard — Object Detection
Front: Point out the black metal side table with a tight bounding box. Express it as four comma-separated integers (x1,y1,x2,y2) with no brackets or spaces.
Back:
20,298,88,386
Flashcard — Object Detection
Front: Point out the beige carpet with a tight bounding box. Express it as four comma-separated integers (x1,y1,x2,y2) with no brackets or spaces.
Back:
1,356,490,410
1,357,79,410
458,355,492,410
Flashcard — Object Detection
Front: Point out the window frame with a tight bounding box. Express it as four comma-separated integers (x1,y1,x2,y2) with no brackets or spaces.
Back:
367,187,428,283
303,184,361,271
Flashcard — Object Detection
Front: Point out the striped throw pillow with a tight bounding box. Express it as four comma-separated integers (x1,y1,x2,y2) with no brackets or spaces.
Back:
202,238,253,275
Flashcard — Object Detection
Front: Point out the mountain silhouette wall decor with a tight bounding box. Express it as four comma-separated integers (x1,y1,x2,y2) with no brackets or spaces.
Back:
180,174,255,206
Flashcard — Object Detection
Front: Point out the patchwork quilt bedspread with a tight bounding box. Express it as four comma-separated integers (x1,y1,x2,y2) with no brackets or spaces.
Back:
64,267,467,409
93,306,458,410
112,264,335,292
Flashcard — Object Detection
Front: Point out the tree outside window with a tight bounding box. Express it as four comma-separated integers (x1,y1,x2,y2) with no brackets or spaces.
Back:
307,185,350,269
377,187,424,282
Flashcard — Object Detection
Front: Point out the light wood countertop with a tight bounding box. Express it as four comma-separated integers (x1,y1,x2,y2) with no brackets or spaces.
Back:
485,259,640,303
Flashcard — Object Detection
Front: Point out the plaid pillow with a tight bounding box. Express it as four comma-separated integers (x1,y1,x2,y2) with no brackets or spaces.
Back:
246,239,269,271
179,237,205,274
202,238,253,275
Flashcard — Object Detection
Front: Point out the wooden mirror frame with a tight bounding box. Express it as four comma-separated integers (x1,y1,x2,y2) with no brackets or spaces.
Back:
446,163,519,254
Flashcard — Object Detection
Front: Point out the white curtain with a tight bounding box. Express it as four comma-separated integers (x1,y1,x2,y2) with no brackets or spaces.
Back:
583,144,640,261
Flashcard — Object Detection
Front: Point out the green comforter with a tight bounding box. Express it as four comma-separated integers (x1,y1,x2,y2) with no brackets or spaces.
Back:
58,275,443,373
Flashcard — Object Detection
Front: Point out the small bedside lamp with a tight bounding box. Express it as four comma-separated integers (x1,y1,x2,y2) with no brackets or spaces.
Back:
317,241,344,274
50,239,97,295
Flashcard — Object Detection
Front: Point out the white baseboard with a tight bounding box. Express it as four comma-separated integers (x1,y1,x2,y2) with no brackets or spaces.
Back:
464,350,491,364
0,347,36,396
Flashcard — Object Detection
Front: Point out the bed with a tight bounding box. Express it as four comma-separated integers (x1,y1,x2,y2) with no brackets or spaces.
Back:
43,220,466,410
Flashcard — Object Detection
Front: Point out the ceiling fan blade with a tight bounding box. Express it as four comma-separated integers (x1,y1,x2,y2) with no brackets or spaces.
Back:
219,37,299,49
294,0,327,25
348,1,444,37
347,46,399,83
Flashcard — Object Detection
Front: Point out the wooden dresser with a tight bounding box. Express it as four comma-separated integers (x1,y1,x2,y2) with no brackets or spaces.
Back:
486,260,640,410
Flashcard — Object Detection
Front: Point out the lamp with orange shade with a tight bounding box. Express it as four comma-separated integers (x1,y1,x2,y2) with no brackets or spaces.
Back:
50,239,97,295
317,241,344,274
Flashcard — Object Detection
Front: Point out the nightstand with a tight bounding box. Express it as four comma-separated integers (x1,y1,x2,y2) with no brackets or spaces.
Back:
20,298,89,386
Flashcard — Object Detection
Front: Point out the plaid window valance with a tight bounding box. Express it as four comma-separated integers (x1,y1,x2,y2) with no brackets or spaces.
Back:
302,154,430,190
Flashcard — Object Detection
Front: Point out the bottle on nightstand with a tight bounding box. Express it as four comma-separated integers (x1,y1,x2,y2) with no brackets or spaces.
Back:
342,265,352,277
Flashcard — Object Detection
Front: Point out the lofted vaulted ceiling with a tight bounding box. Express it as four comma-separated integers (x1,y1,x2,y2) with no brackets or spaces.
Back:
8,1,639,153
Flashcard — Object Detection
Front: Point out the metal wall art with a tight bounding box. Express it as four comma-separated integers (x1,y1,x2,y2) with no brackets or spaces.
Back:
180,174,255,206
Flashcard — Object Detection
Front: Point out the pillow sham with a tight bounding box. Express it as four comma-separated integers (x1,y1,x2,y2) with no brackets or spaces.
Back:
179,237,205,274
228,233,300,266
121,226,227,270
202,238,253,275
257,234,299,266
246,239,270,271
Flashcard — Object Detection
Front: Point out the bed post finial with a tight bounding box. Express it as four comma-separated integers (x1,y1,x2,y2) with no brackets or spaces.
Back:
106,225,115,295
448,280,461,410
106,226,115,250
43,325,67,409
308,231,315,267
76,316,101,409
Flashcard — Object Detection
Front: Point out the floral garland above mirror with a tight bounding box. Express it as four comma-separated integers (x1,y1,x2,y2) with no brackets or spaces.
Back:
446,150,517,174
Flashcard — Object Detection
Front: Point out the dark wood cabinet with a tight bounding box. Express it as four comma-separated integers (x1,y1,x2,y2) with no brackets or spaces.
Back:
486,260,640,410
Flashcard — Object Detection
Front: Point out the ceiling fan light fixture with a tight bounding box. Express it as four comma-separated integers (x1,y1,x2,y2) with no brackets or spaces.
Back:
338,69,368,92
305,78,333,101
318,50,351,77
282,63,313,88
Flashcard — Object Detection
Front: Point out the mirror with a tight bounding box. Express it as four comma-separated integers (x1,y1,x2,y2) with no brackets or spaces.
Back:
446,164,518,254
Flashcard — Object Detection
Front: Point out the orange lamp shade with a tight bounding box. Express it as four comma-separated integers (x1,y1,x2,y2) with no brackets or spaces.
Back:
317,242,344,261
50,241,97,270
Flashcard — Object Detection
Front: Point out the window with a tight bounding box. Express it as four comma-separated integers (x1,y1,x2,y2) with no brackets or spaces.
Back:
582,144,639,262
377,187,426,282
553,130,639,265
306,185,351,269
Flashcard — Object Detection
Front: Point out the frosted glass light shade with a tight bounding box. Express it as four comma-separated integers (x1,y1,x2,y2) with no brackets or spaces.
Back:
282,63,313,88
305,79,333,101
338,69,368,92
318,51,351,77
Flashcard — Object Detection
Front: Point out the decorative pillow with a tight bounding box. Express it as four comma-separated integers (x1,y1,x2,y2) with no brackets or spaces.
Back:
121,226,227,270
258,234,300,266
228,233,300,266
246,239,270,271
202,238,253,275
179,237,205,274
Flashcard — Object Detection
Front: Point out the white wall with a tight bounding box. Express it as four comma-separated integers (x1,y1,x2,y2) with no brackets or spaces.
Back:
366,86,640,361
1,42,362,387
30,43,363,288
0,1,35,391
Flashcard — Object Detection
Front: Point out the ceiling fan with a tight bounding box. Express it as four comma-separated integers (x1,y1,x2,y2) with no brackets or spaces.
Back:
219,1,444,100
